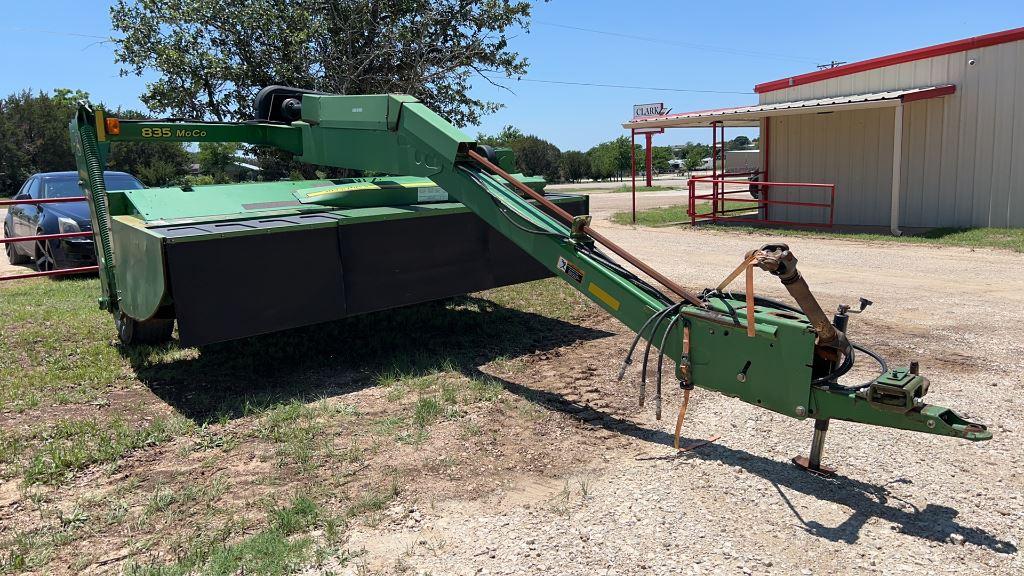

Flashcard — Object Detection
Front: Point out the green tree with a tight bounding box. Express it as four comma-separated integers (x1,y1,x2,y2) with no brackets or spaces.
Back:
477,126,561,182
0,89,84,194
477,125,525,147
586,142,618,181
0,89,192,194
651,146,674,173
106,109,192,186
727,135,752,150
560,151,590,183
684,148,707,173
111,0,534,127
198,142,241,183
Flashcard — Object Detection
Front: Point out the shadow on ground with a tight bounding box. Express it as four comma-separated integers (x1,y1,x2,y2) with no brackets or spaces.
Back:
495,378,1017,555
126,295,612,423
123,291,1013,556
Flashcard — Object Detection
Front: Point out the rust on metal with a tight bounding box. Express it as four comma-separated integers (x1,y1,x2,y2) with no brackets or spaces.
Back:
792,455,837,476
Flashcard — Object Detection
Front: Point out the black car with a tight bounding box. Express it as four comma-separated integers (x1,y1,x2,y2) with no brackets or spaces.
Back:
3,171,144,271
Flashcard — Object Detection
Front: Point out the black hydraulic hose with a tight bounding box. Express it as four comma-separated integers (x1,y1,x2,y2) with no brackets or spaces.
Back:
614,303,679,379
617,304,677,381
654,312,685,420
822,342,889,391
640,304,681,407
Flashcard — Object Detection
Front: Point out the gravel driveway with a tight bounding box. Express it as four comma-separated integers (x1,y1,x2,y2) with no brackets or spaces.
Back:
337,216,1023,575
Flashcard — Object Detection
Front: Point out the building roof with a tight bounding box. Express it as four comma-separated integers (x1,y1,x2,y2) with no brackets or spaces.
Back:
622,85,955,129
755,27,1024,94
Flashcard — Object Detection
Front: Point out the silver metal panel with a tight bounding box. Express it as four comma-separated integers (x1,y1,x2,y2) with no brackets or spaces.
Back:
759,39,1024,228
622,86,946,129
767,107,894,226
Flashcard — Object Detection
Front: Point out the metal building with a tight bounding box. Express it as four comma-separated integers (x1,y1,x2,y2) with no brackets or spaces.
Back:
624,27,1024,232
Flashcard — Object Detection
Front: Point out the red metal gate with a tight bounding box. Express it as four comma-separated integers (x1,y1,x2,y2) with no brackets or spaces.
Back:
687,177,836,228
0,196,98,281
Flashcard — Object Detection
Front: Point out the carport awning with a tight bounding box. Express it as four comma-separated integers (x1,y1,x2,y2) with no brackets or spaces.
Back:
622,84,955,129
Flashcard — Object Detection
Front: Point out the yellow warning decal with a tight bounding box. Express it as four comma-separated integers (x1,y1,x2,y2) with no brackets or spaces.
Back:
588,282,620,311
95,109,106,142
303,180,436,199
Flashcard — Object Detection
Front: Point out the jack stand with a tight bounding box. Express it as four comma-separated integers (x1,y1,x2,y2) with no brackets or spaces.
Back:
792,419,836,475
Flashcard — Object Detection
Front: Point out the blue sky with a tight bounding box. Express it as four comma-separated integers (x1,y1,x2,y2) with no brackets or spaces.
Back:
2,1,1021,150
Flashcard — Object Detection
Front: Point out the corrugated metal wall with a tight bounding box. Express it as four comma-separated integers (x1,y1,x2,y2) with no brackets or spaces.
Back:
760,38,1024,228
766,108,893,226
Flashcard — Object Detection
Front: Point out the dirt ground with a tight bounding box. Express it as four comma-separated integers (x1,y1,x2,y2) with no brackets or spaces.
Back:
333,215,1024,575
2,198,1022,575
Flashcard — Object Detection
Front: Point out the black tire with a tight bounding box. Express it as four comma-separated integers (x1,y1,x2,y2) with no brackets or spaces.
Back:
115,310,174,346
3,223,30,265
34,231,56,272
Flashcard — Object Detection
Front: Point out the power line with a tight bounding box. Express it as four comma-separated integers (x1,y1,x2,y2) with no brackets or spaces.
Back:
533,20,821,64
482,75,752,95
1,27,111,41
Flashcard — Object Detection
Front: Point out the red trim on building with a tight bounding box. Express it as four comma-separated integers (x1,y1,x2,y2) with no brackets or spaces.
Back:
755,27,1024,94
900,84,956,103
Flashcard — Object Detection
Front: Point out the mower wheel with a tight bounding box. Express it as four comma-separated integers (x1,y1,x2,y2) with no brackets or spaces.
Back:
116,310,174,346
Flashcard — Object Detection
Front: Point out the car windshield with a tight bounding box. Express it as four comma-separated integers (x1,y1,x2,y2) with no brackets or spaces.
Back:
43,174,144,199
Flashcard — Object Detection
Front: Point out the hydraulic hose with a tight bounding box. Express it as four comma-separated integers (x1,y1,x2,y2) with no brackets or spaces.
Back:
640,304,680,407
654,312,685,420
617,304,678,381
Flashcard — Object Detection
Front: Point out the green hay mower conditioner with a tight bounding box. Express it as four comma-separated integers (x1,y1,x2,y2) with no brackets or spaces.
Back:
67,86,990,472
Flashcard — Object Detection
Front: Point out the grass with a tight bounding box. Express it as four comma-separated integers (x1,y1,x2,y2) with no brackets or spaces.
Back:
123,494,343,576
0,277,129,412
719,224,1024,253
5,415,195,485
614,204,1024,253
0,276,596,573
611,201,755,227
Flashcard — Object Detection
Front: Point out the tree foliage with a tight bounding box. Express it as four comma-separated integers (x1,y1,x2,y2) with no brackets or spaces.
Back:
683,148,706,173
585,136,637,181
106,109,192,187
478,125,561,182
197,142,241,183
111,0,534,128
651,146,673,172
559,151,590,183
0,89,190,195
726,135,752,150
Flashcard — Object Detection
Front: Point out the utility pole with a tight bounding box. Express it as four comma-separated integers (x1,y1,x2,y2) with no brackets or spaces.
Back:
817,60,848,70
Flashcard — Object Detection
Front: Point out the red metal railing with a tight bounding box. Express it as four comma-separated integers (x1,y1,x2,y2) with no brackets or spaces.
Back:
1,196,98,281
687,178,835,228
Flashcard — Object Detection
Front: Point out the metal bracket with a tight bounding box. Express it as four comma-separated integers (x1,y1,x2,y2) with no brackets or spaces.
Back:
570,215,592,241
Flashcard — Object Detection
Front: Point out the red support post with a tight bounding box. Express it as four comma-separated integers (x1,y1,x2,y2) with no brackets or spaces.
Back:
631,129,637,223
688,179,696,226
762,116,771,221
644,132,653,188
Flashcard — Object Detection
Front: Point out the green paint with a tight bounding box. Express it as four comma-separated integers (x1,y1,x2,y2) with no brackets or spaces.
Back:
69,92,991,445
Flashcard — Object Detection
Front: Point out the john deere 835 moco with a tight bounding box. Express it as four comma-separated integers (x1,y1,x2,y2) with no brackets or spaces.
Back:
68,86,989,472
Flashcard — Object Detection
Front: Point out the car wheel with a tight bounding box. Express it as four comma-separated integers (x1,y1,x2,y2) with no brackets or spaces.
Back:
3,223,30,265
115,310,174,346
34,234,57,272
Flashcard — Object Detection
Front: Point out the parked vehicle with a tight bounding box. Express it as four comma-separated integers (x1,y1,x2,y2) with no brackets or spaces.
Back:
3,171,144,271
